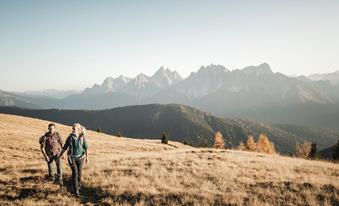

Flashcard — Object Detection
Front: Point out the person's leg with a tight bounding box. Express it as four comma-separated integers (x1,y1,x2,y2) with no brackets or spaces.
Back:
76,157,84,192
55,155,63,185
69,157,79,196
47,157,54,181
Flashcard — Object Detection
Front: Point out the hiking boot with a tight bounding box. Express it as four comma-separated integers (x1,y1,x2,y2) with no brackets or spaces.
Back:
58,180,63,186
75,192,81,198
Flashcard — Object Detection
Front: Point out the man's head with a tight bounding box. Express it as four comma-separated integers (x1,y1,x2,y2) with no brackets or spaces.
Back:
48,123,56,134
72,123,82,136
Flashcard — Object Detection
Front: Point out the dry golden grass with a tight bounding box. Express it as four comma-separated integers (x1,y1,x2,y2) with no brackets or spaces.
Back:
0,113,338,206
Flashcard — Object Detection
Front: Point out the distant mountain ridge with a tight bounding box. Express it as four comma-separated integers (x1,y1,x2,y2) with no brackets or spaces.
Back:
308,71,339,85
15,89,80,99
0,90,40,109
0,104,338,154
1,63,339,131
83,66,183,98
60,63,336,110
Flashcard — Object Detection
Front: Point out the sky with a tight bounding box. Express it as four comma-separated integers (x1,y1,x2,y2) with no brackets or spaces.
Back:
0,0,339,91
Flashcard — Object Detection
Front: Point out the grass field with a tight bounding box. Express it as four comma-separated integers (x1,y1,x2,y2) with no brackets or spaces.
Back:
0,113,338,206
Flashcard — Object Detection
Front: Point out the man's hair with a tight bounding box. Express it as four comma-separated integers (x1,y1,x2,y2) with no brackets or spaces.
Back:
73,123,81,129
48,123,56,128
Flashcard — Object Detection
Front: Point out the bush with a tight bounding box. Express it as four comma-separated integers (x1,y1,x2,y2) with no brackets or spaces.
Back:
161,132,168,144
237,141,246,151
295,142,312,159
96,128,103,133
309,143,317,159
332,140,339,161
245,135,256,152
213,131,225,149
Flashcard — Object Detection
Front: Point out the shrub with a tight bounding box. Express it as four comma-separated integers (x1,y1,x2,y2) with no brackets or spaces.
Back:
295,142,312,159
237,141,246,151
245,135,256,151
161,132,168,144
96,128,103,133
308,143,317,159
213,131,225,149
117,131,122,137
332,140,339,161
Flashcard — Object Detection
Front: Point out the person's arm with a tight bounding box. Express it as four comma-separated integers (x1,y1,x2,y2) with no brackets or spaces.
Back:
57,132,64,148
85,149,89,164
59,135,70,158
39,136,49,162
83,137,89,164
57,133,65,159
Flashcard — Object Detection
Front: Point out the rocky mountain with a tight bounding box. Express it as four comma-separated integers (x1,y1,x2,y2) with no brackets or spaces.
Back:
193,64,334,115
15,89,79,99
308,71,339,85
0,90,41,109
149,64,229,104
0,104,338,154
59,67,183,107
2,63,339,131
83,75,132,95
122,67,183,99
151,66,183,89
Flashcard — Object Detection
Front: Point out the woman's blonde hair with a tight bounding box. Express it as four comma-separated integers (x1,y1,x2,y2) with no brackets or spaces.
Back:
80,125,87,137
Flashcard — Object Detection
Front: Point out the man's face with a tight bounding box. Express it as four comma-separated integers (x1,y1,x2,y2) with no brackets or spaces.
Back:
48,126,55,134
72,126,80,135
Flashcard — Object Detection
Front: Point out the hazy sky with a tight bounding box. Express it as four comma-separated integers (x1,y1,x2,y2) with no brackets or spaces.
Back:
0,0,339,91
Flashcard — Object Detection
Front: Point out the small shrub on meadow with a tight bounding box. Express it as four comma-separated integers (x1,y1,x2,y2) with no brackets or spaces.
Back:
237,141,246,151
245,135,256,152
332,140,339,162
295,141,312,159
161,132,168,144
308,143,317,159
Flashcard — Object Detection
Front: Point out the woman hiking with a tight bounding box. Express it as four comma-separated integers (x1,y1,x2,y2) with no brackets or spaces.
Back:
59,123,89,197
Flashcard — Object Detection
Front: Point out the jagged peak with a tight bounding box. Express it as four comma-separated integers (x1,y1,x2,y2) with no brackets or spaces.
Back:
242,63,273,75
197,64,229,74
152,66,183,82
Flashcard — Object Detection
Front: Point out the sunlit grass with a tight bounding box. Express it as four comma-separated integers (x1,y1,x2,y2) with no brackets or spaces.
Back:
0,113,338,206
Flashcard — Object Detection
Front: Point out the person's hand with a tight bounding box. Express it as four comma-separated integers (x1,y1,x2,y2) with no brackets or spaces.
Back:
45,156,50,162
85,158,89,164
61,154,65,159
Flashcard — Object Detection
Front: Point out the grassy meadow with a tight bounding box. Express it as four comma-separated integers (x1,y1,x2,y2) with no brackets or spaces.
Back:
0,113,338,206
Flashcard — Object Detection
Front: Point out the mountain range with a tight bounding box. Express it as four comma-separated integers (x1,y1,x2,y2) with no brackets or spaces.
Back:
1,63,339,131
0,104,338,155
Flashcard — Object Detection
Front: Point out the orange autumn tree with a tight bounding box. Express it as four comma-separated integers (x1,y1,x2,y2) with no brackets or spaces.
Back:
214,131,225,149
245,135,256,151
256,134,276,154
240,134,276,155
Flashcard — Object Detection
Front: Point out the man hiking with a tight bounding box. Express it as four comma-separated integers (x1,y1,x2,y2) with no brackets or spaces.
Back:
39,123,64,185
59,123,89,197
